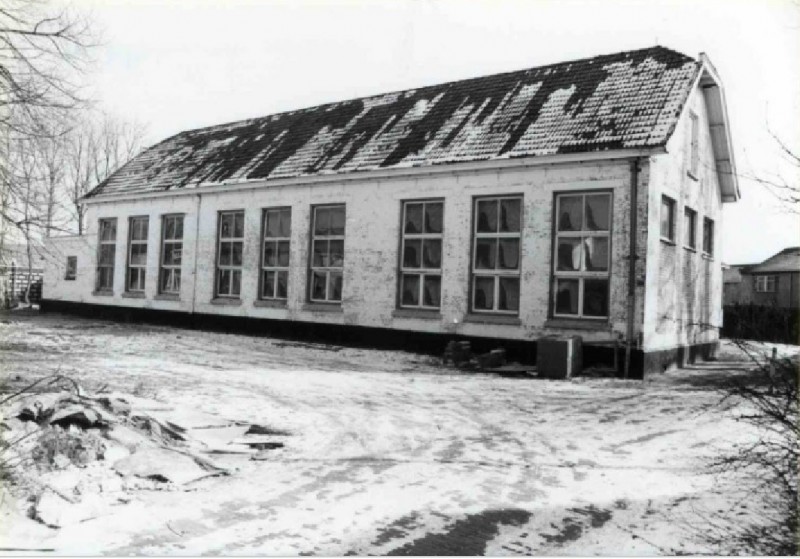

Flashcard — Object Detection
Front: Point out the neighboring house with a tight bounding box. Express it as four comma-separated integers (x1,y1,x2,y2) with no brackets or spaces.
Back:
42,46,740,376
723,247,800,309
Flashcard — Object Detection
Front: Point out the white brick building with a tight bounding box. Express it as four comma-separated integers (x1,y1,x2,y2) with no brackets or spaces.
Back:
43,46,739,376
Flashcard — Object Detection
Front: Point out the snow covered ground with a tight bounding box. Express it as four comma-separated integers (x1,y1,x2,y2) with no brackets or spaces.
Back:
0,311,794,555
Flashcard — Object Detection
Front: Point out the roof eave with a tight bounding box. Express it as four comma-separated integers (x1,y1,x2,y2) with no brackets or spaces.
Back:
82,146,666,205
698,53,740,203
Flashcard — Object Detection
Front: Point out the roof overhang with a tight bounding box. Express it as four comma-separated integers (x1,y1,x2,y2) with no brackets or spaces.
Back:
698,53,740,203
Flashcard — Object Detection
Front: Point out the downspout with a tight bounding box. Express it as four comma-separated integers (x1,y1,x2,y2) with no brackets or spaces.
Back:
190,192,202,316
624,158,641,379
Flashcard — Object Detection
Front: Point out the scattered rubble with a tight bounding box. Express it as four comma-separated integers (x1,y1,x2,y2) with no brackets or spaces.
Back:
0,375,292,531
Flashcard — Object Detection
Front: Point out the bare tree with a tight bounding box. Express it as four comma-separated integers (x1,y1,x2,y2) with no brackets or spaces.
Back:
64,114,147,235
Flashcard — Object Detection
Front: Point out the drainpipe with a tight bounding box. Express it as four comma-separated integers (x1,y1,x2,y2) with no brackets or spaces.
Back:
624,158,640,379
190,192,202,316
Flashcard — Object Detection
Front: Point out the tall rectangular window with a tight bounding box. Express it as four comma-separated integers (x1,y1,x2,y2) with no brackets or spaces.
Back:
660,195,676,242
160,214,184,294
310,205,345,303
703,217,714,256
472,196,522,314
553,192,612,319
400,200,443,309
216,210,244,298
683,207,697,250
689,111,699,177
126,216,149,292
65,256,77,280
261,207,291,300
96,218,117,292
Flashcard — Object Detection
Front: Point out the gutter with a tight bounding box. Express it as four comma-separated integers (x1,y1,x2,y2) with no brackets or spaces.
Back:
624,157,641,379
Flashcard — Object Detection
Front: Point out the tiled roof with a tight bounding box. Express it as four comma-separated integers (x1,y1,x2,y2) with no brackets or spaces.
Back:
748,247,800,274
88,46,700,198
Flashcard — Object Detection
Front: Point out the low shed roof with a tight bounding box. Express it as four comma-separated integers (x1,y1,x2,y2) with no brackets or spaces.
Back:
748,247,800,274
87,46,701,199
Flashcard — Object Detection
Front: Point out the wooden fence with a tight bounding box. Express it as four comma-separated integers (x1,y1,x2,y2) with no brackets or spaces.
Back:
0,264,44,304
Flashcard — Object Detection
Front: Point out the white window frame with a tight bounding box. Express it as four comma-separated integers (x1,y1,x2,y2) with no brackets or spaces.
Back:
661,195,676,243
683,206,697,250
126,216,149,292
552,191,612,320
260,207,291,301
96,218,117,292
159,214,183,295
215,210,245,298
309,204,345,304
755,275,776,293
399,199,444,310
471,195,523,315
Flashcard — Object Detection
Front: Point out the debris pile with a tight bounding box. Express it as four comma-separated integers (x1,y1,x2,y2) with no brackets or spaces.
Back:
0,377,291,530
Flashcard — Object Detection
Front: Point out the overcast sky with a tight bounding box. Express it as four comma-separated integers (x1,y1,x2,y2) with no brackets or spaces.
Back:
73,0,799,265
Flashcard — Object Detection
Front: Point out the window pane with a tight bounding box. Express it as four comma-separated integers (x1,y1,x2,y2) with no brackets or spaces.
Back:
329,239,344,268
276,271,288,299
174,217,183,239
266,211,281,237
558,196,582,232
498,238,520,270
232,242,243,266
556,239,581,271
131,218,148,241
329,272,343,301
330,207,346,236
231,270,241,295
476,200,498,233
220,214,232,238
165,218,176,240
130,243,147,265
423,275,441,307
403,239,422,268
314,207,330,235
162,269,180,293
99,268,113,290
500,199,521,232
264,241,277,267
401,274,420,306
279,209,291,237
475,239,496,269
684,209,695,247
499,277,520,311
262,270,275,298
218,269,230,295
405,203,423,234
583,279,609,317
585,194,610,231
473,276,495,310
313,240,328,267
277,241,290,267
234,213,244,238
425,202,443,234
584,237,609,271
555,279,579,315
100,220,116,241
99,245,115,265
311,271,327,300
422,239,442,268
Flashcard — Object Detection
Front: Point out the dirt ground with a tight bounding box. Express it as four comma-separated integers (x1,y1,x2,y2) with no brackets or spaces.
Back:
0,310,794,555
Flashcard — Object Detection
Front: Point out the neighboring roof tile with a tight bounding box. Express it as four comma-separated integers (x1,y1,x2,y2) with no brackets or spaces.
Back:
88,46,699,198
748,247,800,274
